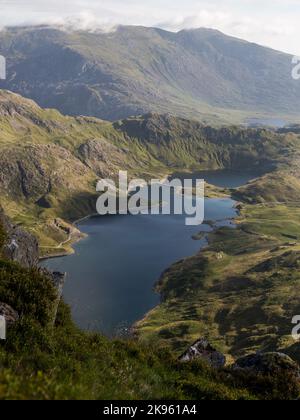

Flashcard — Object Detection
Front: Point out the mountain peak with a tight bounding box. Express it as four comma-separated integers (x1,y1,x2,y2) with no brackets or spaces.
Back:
178,27,223,36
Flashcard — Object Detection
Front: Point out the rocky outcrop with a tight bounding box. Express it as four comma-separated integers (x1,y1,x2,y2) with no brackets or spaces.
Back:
179,338,226,368
234,352,300,379
250,251,300,273
0,302,19,326
0,205,39,267
39,269,66,324
0,144,93,203
179,339,300,397
0,206,66,324
78,138,128,178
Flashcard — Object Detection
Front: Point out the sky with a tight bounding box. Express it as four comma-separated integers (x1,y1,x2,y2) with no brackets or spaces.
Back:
0,0,299,55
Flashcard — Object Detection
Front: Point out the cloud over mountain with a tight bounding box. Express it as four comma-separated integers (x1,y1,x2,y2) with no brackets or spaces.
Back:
0,0,299,54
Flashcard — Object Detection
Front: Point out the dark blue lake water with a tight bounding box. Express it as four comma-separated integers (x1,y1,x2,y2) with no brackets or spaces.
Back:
42,171,257,335
245,118,287,128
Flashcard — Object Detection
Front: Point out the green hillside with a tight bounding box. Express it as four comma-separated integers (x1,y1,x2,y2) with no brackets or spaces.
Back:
136,204,300,361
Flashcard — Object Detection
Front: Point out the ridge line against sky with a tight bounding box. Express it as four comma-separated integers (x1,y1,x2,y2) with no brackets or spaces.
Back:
0,0,299,56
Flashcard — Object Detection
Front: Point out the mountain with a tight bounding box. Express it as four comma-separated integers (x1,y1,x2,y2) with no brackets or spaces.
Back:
0,25,299,124
0,89,300,258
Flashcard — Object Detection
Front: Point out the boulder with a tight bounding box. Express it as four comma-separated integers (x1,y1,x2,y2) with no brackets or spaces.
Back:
179,338,226,368
234,352,300,379
0,302,19,326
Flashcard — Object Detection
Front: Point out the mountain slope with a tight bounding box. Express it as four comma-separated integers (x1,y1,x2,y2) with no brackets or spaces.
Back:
1,89,300,257
0,26,299,123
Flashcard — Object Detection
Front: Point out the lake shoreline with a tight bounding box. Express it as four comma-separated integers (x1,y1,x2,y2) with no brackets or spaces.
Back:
41,170,254,335
39,174,173,260
42,200,238,336
132,208,239,336
39,169,250,261
39,198,238,261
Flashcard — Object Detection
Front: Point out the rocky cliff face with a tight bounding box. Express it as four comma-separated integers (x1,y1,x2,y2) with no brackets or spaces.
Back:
0,144,94,203
0,205,65,325
78,138,129,178
0,205,39,268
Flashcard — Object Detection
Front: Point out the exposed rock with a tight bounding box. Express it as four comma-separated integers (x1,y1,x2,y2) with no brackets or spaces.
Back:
44,270,66,299
234,352,300,379
1,206,66,324
51,271,66,323
0,144,92,203
179,338,226,368
192,232,206,241
0,302,19,326
78,138,128,178
0,206,39,267
235,203,243,211
39,268,66,324
250,251,300,273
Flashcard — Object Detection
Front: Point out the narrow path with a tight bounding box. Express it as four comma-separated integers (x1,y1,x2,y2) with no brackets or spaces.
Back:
39,232,73,250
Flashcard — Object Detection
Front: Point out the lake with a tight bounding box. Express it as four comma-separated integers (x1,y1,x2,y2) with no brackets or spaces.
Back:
174,170,260,188
41,170,257,336
245,117,287,128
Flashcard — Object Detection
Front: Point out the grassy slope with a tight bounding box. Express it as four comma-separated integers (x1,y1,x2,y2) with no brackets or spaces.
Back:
2,227,300,400
0,225,257,400
136,202,300,361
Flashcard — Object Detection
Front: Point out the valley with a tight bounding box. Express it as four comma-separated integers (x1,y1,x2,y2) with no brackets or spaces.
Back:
1,89,294,257
1,88,300,399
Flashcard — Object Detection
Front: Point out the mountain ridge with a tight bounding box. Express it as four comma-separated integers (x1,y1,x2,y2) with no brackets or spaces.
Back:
0,25,299,124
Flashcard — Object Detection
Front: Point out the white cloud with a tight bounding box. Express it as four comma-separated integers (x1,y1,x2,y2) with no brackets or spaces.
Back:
0,0,299,55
